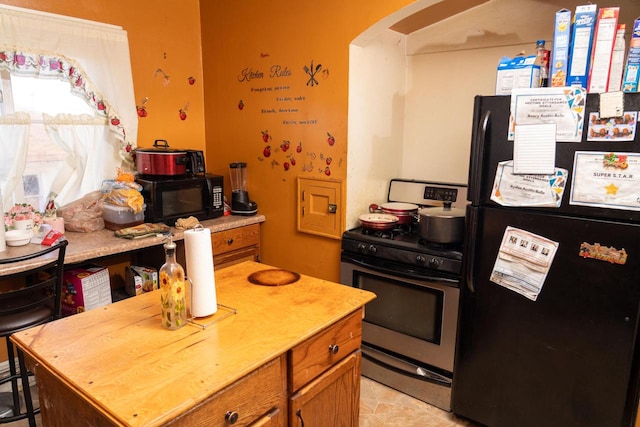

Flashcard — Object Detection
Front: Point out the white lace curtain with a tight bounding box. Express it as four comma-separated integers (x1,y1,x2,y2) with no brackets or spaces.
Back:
43,114,120,206
0,4,137,208
0,113,30,209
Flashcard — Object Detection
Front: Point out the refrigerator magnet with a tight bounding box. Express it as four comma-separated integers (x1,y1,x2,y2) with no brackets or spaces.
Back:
579,242,628,265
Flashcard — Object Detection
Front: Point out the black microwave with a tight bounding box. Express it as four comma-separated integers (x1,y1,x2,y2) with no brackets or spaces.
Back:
136,174,224,225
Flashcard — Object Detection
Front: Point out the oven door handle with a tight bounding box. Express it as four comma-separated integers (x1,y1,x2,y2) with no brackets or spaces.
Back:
344,257,458,285
362,350,452,387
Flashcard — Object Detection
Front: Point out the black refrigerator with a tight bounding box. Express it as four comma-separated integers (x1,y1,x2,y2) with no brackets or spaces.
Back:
451,93,640,427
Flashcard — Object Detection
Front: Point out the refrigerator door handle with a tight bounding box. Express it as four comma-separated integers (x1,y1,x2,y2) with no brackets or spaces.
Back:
462,205,478,293
469,109,490,205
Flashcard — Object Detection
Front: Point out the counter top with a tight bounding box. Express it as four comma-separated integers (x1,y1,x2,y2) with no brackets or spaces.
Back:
0,214,265,277
11,261,375,426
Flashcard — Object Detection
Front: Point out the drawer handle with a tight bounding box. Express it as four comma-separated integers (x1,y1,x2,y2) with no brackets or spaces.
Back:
329,344,339,355
296,409,305,427
225,411,239,424
226,238,234,245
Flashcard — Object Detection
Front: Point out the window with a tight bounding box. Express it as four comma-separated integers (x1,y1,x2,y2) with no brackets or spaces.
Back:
2,74,95,209
0,5,137,212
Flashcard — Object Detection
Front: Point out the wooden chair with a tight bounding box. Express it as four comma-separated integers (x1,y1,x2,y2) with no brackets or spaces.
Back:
0,239,68,427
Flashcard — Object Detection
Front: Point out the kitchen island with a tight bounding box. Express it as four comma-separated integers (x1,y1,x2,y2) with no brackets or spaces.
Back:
11,261,375,426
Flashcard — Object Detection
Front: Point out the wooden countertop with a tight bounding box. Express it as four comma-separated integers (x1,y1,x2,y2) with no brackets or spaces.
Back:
11,261,375,426
0,214,265,277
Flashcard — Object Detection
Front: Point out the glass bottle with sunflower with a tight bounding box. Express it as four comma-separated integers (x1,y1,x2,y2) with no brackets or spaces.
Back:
159,237,187,330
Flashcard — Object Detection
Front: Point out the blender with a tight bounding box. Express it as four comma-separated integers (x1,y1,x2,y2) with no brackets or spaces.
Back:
229,162,258,215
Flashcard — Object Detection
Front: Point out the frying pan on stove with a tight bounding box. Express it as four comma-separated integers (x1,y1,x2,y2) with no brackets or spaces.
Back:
358,213,399,230
369,202,419,225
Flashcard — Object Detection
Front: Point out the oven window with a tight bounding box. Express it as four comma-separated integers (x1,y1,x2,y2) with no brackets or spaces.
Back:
357,272,443,343
162,186,202,216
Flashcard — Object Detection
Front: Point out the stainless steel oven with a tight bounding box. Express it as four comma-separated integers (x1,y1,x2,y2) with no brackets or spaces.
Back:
340,179,466,411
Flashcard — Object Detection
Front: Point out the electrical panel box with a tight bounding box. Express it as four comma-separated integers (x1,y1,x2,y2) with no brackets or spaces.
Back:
297,177,344,239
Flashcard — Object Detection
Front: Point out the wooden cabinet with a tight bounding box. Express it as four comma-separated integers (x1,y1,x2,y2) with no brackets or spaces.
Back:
287,309,363,427
289,351,361,427
166,356,286,427
31,354,287,427
13,262,375,427
211,223,261,269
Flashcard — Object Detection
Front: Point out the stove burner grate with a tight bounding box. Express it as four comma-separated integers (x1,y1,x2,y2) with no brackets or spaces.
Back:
360,222,417,239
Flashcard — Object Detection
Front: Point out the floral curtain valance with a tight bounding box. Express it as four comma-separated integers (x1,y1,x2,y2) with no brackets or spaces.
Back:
0,4,137,165
0,48,133,163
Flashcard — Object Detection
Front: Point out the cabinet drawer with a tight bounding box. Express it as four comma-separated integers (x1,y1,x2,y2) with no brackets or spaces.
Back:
288,309,362,392
211,224,260,257
168,355,286,427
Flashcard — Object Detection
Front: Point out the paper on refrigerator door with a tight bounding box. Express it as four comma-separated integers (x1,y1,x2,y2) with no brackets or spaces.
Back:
570,151,640,210
490,227,559,301
491,161,568,207
513,123,556,174
508,87,586,142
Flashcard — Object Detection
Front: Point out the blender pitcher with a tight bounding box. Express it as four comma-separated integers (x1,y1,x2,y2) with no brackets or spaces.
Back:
229,162,258,215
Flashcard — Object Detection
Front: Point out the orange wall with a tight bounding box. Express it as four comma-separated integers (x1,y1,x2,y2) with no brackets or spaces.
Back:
0,0,413,282
0,0,207,363
200,0,412,281
0,0,207,152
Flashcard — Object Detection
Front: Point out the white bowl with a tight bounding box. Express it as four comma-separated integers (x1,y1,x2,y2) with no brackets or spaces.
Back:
5,229,34,246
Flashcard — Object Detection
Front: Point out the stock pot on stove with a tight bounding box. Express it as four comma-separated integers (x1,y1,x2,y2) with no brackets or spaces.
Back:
418,201,466,244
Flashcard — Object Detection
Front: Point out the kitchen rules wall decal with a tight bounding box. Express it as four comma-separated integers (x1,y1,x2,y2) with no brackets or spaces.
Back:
236,55,341,175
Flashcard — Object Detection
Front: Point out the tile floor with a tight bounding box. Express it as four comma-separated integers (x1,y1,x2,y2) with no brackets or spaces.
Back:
359,377,479,427
8,377,480,426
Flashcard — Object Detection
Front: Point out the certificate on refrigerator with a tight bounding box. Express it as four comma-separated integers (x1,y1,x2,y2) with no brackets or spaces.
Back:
508,86,586,142
491,161,567,207
570,151,640,211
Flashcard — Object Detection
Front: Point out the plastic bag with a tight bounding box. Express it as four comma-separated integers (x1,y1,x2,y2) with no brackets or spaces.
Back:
58,191,105,232
100,180,144,213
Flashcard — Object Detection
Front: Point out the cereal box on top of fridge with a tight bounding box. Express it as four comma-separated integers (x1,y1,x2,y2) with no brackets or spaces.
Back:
587,7,619,93
550,8,572,87
622,18,640,93
567,4,598,89
495,55,540,95
607,24,626,92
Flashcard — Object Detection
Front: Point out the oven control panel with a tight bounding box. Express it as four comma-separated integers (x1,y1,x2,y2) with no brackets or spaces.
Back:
423,186,458,203
387,179,468,209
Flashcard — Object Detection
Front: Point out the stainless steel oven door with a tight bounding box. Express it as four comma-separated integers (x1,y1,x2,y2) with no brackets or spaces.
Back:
340,260,459,374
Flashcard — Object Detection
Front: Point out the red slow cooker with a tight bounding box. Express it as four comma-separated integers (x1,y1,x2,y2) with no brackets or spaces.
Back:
134,140,189,176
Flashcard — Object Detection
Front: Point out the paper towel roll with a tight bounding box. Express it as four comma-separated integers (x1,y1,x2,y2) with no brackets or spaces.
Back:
184,227,217,317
